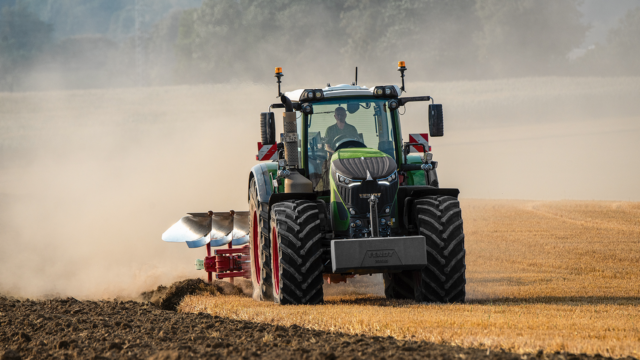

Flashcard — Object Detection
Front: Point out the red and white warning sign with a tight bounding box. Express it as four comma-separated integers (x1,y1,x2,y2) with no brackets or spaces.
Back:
256,142,278,161
409,133,431,153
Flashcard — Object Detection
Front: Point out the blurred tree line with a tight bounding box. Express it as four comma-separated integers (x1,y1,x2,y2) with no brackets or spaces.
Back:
1,0,639,91
0,0,200,90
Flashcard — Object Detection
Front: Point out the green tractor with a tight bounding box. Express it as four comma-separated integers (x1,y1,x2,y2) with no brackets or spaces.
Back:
163,62,465,305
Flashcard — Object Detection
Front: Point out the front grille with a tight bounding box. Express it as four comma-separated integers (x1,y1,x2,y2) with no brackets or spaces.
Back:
333,156,396,180
337,180,397,215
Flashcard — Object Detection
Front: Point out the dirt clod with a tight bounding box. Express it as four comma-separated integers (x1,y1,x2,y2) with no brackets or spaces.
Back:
107,342,122,351
0,349,21,360
140,278,249,311
147,350,181,360
17,333,30,343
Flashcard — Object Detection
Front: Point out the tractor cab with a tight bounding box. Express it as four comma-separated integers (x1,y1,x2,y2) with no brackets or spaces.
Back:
285,84,402,192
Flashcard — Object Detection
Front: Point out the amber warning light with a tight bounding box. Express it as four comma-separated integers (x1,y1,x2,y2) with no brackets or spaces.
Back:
398,61,407,92
275,67,284,96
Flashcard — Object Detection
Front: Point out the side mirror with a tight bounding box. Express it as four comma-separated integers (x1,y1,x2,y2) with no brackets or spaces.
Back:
428,104,444,137
260,112,276,144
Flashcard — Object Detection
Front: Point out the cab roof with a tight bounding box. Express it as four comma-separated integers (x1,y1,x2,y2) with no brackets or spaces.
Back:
285,84,401,103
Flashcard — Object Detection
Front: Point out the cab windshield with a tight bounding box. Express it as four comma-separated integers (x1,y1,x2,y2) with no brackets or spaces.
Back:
303,98,398,192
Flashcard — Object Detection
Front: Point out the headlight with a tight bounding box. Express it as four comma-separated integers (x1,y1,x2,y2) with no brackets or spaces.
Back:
380,218,386,224
376,88,383,95
385,88,391,95
302,103,313,115
315,91,322,98
349,208,356,215
391,172,396,180
307,91,314,98
355,220,362,227
338,173,361,186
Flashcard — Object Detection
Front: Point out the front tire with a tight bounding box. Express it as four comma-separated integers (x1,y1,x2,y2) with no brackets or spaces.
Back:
413,196,466,303
249,178,272,301
270,200,325,305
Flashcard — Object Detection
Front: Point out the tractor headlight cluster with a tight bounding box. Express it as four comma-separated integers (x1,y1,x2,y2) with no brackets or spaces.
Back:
337,173,361,186
301,103,314,115
377,171,397,185
300,89,324,101
373,86,398,98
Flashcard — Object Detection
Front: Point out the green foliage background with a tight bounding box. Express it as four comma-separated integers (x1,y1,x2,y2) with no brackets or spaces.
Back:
0,0,638,91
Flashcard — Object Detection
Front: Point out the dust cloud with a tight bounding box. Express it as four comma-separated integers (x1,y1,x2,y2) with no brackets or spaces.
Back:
1,77,638,299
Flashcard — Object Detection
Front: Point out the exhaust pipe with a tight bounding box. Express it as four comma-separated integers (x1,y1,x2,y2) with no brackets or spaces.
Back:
280,94,313,193
281,95,298,168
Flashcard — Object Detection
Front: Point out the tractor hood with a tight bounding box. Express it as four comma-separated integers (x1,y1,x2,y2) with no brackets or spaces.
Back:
331,148,396,180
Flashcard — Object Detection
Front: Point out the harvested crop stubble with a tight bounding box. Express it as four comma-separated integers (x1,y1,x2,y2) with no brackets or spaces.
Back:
181,200,640,358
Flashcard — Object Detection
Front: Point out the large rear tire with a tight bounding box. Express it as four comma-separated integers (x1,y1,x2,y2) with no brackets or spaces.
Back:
383,271,415,299
413,196,466,303
270,200,325,305
249,178,272,301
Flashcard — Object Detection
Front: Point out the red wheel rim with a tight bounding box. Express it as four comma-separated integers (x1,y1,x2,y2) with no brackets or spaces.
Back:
252,210,260,284
272,227,280,295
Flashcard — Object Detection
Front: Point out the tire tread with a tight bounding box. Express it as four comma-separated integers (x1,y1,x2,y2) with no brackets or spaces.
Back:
413,195,466,303
271,200,325,305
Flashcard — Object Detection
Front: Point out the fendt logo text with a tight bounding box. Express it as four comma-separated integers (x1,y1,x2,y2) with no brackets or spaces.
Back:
368,251,394,258
359,193,381,199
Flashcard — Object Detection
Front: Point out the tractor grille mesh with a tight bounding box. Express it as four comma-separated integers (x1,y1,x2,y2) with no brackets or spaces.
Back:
334,156,396,180
339,186,351,202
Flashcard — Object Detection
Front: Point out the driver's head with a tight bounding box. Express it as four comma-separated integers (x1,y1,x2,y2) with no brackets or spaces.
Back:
334,107,347,123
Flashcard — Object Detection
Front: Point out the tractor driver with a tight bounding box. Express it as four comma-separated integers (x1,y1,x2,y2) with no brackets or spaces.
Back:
324,106,359,152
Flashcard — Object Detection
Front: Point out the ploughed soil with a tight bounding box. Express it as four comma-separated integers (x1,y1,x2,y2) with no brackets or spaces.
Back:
0,279,621,360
